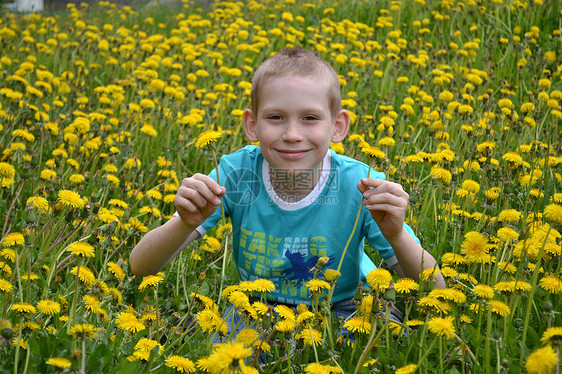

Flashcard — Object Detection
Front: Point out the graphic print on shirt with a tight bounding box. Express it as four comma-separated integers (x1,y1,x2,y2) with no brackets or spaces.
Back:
238,227,330,303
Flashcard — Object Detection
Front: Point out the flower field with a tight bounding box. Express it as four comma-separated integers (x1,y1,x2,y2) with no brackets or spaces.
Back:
1,0,561,372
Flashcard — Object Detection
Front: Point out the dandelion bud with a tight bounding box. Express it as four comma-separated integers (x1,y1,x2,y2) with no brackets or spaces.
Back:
87,231,99,244
25,210,37,224
1,327,13,340
72,349,81,360
324,269,341,282
544,301,553,313
319,300,330,315
384,288,396,302
1,319,13,340
354,281,364,302
314,256,330,271
262,312,272,330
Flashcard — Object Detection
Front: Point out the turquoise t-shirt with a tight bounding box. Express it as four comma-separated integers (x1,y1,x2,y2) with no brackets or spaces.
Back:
195,145,419,305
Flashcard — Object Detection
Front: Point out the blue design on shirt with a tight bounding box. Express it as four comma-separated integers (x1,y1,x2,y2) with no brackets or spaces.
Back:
281,250,334,283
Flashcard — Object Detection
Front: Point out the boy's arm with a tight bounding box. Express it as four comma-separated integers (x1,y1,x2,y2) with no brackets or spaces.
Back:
358,178,445,288
129,174,225,276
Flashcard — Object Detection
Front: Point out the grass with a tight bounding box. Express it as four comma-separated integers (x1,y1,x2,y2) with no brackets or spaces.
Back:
0,0,561,373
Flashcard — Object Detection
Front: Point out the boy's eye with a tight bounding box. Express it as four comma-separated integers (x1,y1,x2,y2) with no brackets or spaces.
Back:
303,115,318,121
267,114,282,120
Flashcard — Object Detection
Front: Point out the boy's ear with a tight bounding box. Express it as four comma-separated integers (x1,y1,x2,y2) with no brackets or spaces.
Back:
243,109,259,142
332,109,351,143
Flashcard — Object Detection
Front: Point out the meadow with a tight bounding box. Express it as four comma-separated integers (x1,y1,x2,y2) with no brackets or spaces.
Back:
0,0,561,372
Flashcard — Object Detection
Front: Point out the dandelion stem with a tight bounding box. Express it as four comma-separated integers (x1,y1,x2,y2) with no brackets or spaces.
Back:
2,181,23,239
485,309,492,373
328,168,372,306
353,315,386,374
154,287,160,343
217,235,229,303
521,226,551,362
307,322,319,363
81,338,86,374
13,320,23,374
68,257,83,333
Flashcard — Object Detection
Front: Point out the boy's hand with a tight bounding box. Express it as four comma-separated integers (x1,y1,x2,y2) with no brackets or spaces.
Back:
357,178,408,242
174,174,226,229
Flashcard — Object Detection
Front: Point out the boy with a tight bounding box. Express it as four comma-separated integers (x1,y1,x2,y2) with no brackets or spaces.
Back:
130,48,444,311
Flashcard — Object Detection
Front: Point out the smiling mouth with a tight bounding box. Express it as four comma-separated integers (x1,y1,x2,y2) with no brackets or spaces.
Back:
277,150,309,158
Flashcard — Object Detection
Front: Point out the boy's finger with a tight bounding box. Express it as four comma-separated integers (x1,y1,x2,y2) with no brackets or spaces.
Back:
193,174,226,197
182,177,223,205
360,178,386,189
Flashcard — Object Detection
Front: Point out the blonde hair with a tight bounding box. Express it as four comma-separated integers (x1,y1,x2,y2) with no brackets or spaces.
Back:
250,48,342,116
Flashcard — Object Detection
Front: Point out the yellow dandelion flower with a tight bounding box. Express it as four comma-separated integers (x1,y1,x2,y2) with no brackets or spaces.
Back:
40,169,57,181
343,317,372,334
68,323,97,339
115,312,146,333
205,342,253,373
107,262,125,281
252,302,269,316
427,316,456,340
196,308,226,335
10,302,36,315
140,124,157,137
275,319,297,333
541,326,562,345
430,167,452,184
67,241,95,257
134,337,163,355
361,146,386,159
472,284,494,299
544,203,562,226
366,268,392,292
235,328,259,345
395,364,417,374
36,300,61,315
394,278,419,293
406,319,425,328
0,162,16,179
45,357,72,369
525,345,558,374
306,278,331,293
26,196,49,213
70,266,95,287
12,336,28,349
165,355,197,373
251,279,275,293
305,362,343,374
57,189,85,209
296,328,324,346
138,272,164,291
1,232,25,247
539,274,562,294
275,304,296,320
0,279,13,293
487,300,511,317
69,174,85,184
195,130,222,149
460,231,489,263
228,291,251,309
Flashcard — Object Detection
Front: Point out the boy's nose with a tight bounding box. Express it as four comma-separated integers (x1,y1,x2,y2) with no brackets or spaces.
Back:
282,121,302,142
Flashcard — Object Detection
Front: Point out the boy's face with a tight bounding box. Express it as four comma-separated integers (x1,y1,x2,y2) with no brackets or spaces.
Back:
243,75,349,177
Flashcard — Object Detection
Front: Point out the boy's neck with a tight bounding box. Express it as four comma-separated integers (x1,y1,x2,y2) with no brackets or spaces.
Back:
269,163,322,202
